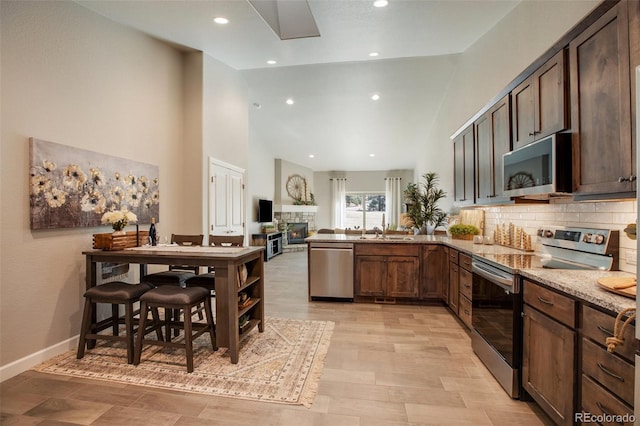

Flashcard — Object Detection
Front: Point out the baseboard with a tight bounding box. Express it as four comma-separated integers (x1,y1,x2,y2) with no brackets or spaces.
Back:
0,335,79,382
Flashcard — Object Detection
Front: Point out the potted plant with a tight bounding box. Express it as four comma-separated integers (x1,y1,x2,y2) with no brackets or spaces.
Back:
448,224,480,240
403,172,448,234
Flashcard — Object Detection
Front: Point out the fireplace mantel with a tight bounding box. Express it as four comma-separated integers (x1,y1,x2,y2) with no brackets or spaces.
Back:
274,205,318,213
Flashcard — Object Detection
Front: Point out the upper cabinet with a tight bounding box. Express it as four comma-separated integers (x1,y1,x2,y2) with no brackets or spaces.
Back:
475,94,511,205
453,125,475,207
512,49,568,149
570,0,636,199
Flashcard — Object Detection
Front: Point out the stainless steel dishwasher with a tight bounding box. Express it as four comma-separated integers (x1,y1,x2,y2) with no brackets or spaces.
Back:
309,242,354,301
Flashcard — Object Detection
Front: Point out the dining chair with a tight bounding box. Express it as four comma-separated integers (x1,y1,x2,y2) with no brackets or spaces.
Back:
142,234,204,287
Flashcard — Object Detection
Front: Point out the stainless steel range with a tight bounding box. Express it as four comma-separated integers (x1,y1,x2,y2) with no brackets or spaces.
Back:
470,226,619,398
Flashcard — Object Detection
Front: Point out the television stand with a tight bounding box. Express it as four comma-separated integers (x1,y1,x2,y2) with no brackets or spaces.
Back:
251,232,283,261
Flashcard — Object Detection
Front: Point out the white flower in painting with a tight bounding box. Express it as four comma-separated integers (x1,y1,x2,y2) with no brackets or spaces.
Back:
89,168,105,186
152,177,159,185
151,190,159,204
42,160,56,172
109,186,125,203
143,198,152,209
114,172,122,182
124,188,141,207
63,164,87,190
137,176,149,193
44,187,67,208
124,174,136,186
80,190,107,213
30,174,51,195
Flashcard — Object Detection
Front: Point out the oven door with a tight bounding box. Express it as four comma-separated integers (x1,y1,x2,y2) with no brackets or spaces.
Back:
471,259,522,398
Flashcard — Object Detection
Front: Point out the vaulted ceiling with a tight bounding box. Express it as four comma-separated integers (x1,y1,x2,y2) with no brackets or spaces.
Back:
77,0,520,171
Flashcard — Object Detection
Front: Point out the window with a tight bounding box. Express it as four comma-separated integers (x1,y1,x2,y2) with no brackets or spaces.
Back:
344,193,386,230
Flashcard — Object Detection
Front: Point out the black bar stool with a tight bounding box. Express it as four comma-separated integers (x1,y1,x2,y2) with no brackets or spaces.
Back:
133,285,217,373
77,281,154,364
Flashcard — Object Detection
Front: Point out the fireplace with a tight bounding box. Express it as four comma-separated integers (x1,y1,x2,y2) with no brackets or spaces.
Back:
288,223,308,244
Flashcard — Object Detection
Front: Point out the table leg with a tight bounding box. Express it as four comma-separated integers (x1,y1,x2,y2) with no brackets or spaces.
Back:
86,256,98,349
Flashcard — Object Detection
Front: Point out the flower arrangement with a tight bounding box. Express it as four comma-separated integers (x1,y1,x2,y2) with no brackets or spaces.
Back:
101,209,137,232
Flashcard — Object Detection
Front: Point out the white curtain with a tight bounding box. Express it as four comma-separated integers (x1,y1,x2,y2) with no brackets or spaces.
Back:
385,177,403,228
330,178,347,228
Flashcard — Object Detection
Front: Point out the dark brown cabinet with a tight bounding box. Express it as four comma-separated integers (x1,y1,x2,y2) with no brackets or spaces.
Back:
522,280,576,426
453,125,475,206
355,244,420,300
570,1,635,198
419,245,448,300
475,94,511,205
512,49,568,149
448,250,459,315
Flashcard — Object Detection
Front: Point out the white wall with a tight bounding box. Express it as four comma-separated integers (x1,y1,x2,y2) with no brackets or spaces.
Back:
247,128,276,234
416,0,600,214
274,159,314,204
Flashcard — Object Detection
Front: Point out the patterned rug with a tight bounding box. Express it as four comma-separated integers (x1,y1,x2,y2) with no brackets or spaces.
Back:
34,317,333,407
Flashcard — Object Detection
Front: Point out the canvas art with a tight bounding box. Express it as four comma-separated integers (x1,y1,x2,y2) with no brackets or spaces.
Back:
29,138,160,230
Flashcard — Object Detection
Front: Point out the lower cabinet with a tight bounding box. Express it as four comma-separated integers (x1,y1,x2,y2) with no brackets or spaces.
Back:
522,280,576,426
355,244,420,299
448,260,459,314
420,245,448,300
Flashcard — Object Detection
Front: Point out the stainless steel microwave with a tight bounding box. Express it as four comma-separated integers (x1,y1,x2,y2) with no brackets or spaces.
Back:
502,134,572,198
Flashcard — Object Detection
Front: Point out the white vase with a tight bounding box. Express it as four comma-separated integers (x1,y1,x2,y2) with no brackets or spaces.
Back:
112,229,126,236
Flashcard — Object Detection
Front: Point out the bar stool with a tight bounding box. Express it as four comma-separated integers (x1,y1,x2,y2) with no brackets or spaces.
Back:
77,281,155,364
134,285,217,373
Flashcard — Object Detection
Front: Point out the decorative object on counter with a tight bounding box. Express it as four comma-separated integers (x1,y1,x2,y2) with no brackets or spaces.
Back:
605,307,636,353
34,316,334,407
448,224,480,240
93,230,149,250
403,172,447,234
101,209,137,235
623,223,636,240
459,209,484,236
493,222,533,251
597,276,637,299
29,138,160,230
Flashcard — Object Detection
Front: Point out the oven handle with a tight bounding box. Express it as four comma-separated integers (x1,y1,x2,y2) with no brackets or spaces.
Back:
472,262,515,292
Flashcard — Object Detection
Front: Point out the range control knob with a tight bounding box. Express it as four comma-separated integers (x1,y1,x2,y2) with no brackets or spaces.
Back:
594,234,605,245
583,233,593,243
544,230,554,238
537,229,544,237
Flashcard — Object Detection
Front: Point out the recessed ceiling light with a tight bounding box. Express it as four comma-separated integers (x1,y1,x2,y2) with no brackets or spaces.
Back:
267,60,277,65
286,98,294,105
369,52,379,57
213,17,229,24
309,154,315,158
369,153,375,157
371,94,380,101
374,0,388,8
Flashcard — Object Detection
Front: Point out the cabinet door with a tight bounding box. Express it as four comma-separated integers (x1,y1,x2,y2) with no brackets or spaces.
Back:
355,255,386,297
475,95,511,204
420,245,448,300
536,49,568,139
453,126,475,206
209,159,245,236
570,1,634,196
448,262,459,314
522,304,575,426
512,77,535,149
387,256,419,298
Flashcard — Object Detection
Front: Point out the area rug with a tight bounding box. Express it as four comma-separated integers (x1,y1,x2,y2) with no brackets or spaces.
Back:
33,317,334,407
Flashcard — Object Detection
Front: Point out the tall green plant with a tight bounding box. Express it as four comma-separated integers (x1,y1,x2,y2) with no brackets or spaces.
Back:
404,172,447,231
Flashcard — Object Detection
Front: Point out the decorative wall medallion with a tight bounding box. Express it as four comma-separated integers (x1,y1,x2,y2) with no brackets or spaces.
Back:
286,174,307,201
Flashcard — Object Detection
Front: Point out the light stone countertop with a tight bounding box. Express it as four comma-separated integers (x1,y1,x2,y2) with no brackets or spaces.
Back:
305,234,637,315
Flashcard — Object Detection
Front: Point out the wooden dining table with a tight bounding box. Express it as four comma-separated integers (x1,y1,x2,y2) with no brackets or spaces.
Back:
83,245,265,363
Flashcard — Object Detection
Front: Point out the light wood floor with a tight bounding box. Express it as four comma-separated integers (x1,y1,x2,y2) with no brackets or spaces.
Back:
1,250,551,425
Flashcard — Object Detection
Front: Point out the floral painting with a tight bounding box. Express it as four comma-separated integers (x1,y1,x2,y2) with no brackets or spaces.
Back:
29,138,160,230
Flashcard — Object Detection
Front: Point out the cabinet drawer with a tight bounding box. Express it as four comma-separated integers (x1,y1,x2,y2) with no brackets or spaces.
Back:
449,249,459,264
581,374,634,425
523,280,575,328
458,295,472,329
355,244,419,257
459,253,473,271
582,304,637,362
582,338,634,406
459,268,472,300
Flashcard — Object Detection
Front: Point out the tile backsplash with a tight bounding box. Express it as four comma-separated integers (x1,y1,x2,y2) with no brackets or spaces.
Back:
476,199,637,274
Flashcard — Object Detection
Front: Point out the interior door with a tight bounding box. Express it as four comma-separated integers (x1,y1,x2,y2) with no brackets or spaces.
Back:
209,158,245,237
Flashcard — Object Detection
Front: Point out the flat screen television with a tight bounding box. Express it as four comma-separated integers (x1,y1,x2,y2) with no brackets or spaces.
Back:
257,199,273,223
